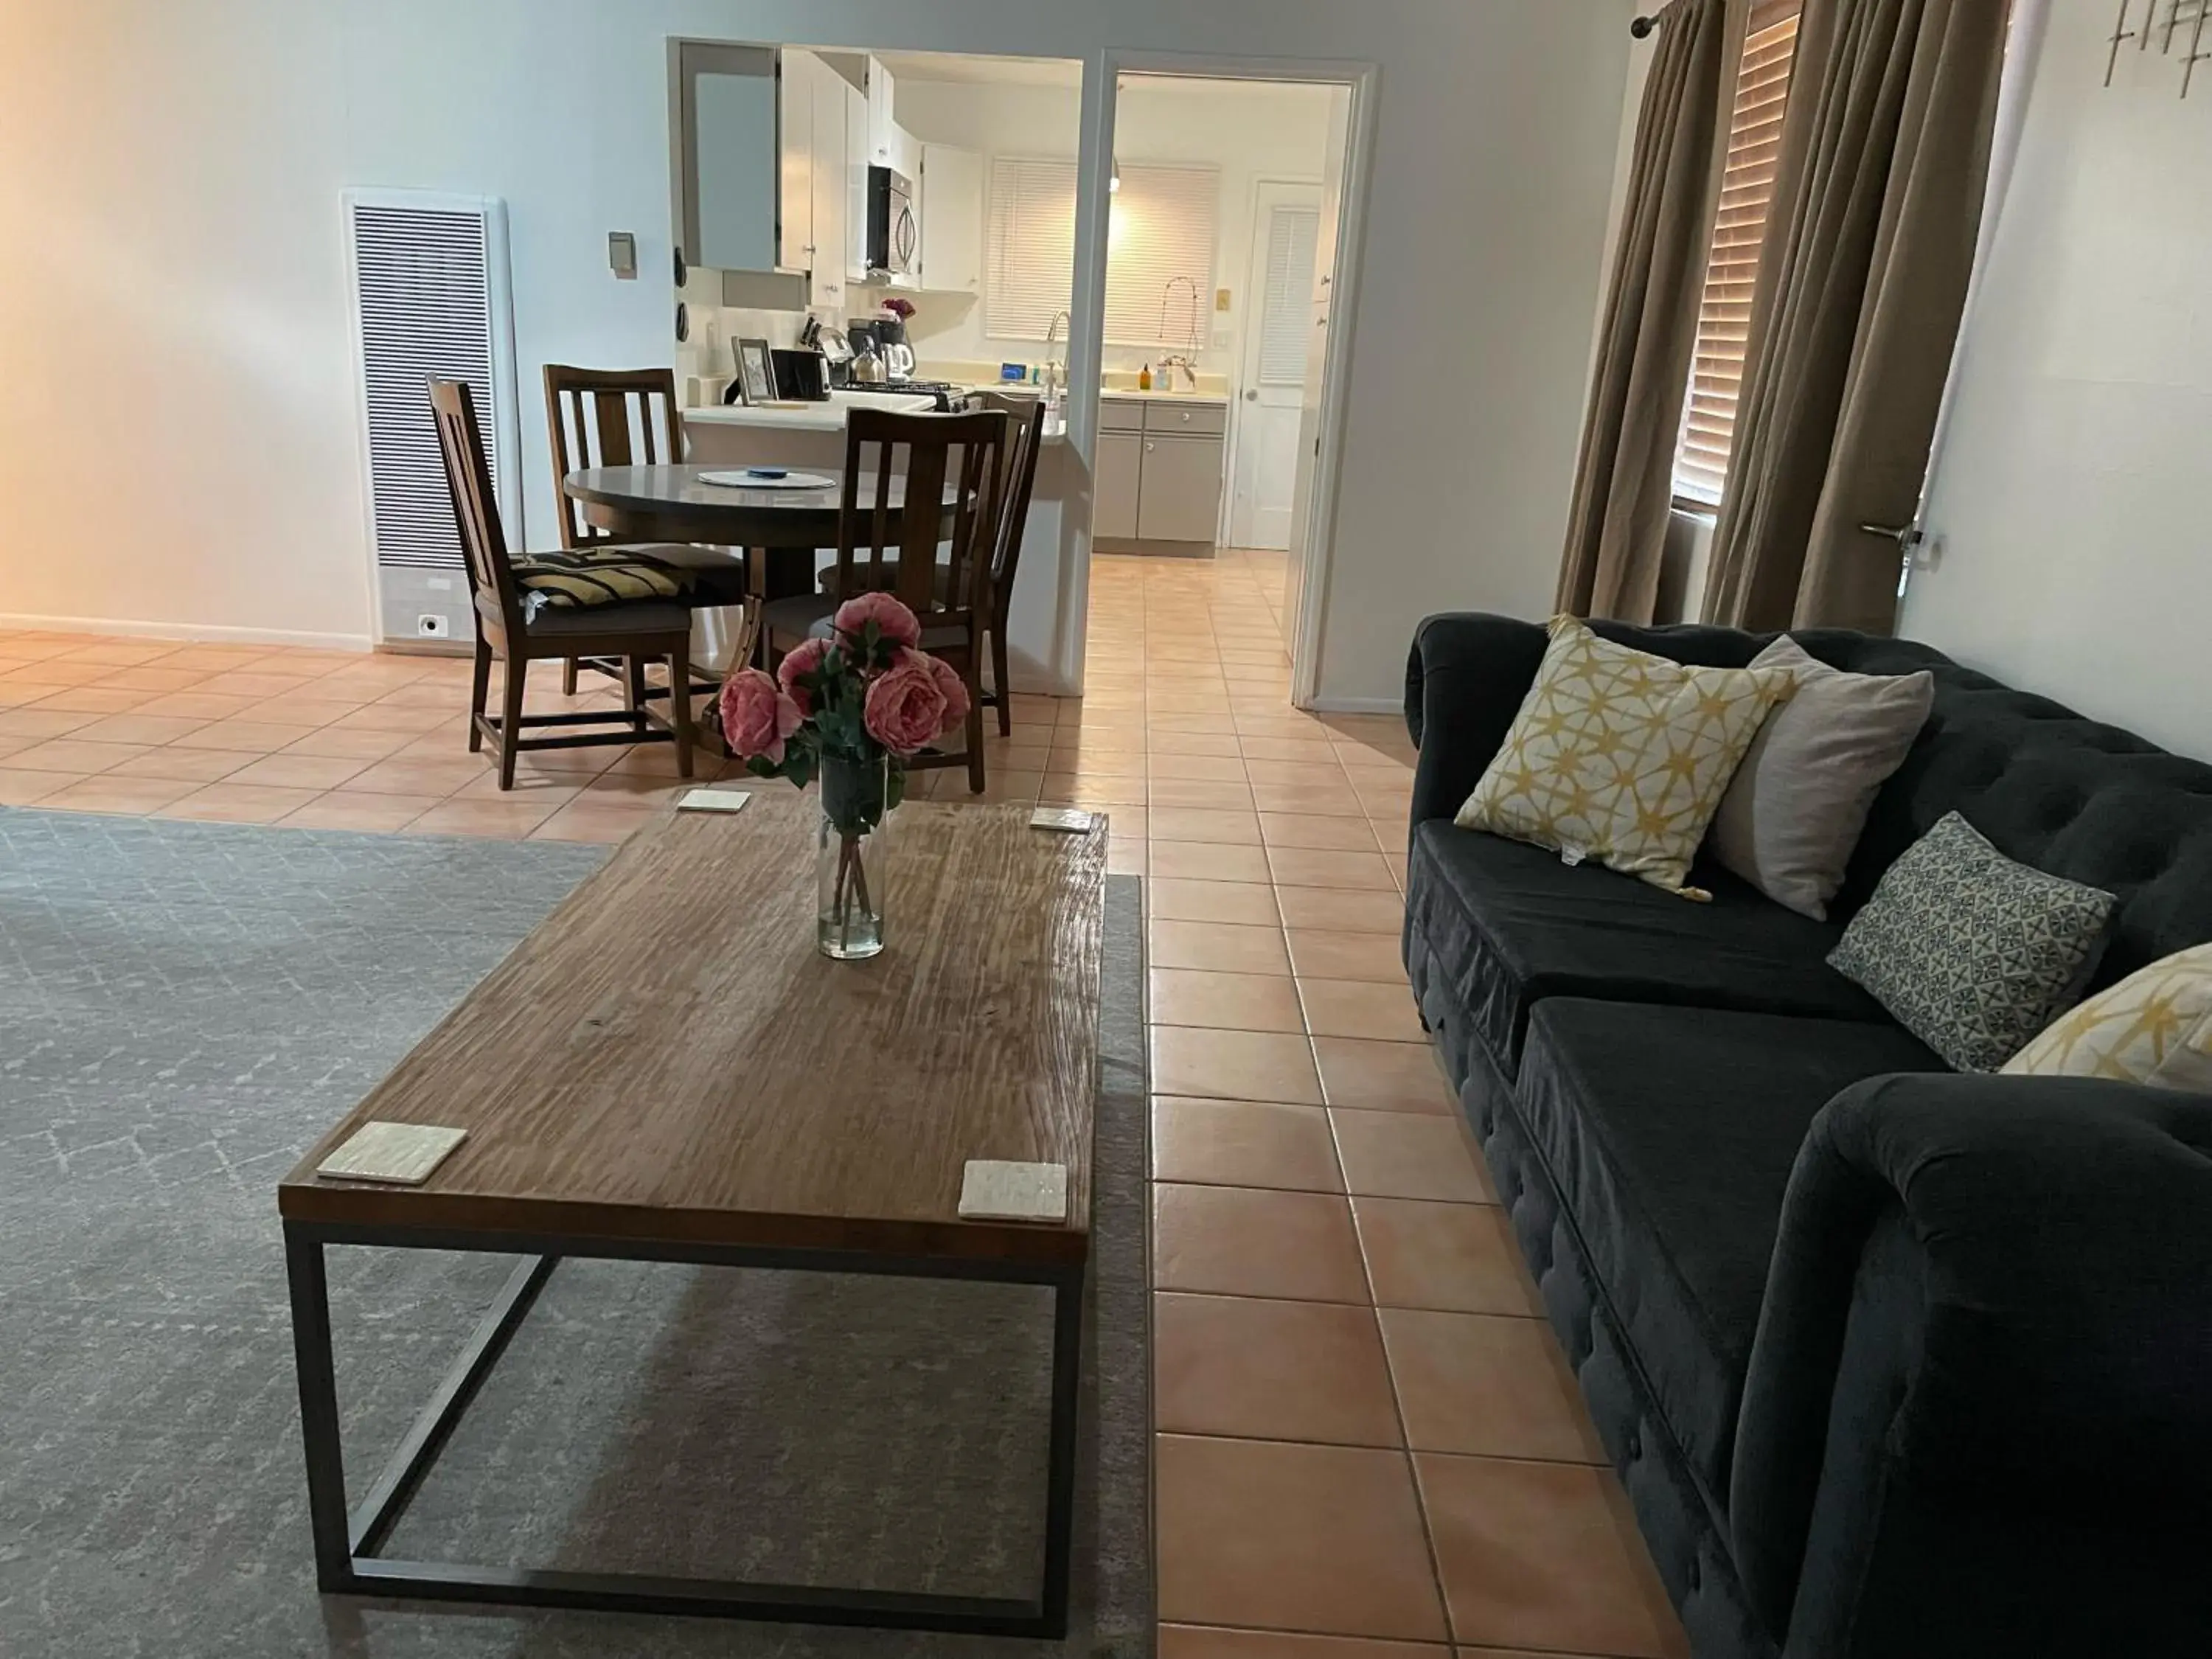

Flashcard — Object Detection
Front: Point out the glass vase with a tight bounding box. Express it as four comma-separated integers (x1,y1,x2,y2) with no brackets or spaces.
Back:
816,754,892,961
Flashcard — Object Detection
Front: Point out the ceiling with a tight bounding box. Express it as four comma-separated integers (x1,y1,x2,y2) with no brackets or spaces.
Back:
871,52,1082,88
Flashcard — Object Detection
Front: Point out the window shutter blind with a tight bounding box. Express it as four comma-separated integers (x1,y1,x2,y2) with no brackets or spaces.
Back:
983,158,1220,345
1257,204,1321,386
985,157,1079,340
1674,7,1802,508
1102,164,1217,347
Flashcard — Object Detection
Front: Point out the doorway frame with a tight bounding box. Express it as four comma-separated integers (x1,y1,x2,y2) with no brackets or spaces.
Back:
1065,51,1378,708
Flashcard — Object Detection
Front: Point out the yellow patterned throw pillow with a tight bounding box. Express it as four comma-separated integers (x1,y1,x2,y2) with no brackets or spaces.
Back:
2002,944,2212,1093
1455,617,1795,899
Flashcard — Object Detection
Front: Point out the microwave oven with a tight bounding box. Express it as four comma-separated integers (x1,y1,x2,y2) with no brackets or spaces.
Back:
866,166,918,279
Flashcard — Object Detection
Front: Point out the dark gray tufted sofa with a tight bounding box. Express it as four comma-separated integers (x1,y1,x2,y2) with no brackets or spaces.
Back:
1401,613,2212,1659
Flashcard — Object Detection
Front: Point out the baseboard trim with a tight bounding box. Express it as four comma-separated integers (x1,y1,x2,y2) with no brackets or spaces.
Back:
1304,695,1403,715
0,613,375,653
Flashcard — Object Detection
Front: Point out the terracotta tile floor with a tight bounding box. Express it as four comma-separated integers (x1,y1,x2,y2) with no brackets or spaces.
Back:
0,549,1686,1653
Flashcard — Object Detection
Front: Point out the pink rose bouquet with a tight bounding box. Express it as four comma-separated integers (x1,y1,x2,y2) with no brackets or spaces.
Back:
717,594,970,951
717,593,967,793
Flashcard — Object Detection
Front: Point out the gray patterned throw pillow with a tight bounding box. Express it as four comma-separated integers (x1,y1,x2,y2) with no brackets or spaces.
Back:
1828,812,2117,1073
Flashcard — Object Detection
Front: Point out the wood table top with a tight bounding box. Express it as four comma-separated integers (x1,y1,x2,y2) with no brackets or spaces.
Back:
279,792,1105,1266
562,465,962,547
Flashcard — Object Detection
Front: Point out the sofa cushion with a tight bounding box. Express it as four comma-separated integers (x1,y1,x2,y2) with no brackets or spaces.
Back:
1513,999,1947,1516
1455,617,1795,899
1829,811,2118,1073
1407,821,1888,1077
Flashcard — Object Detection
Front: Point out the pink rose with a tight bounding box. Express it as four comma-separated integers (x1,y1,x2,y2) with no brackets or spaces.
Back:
776,636,832,714
833,590,922,653
718,667,803,764
921,648,970,729
863,648,960,755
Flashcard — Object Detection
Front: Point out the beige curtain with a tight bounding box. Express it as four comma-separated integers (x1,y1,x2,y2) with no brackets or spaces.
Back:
1554,0,1734,623
1702,0,2008,634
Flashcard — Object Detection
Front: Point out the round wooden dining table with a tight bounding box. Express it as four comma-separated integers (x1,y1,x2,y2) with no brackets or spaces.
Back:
560,464,963,606
560,465,965,748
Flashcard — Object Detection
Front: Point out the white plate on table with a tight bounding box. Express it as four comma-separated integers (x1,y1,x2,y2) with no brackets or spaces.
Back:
698,469,837,491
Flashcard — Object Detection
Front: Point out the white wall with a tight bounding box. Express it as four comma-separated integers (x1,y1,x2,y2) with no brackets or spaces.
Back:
1900,3,2212,760
892,75,1332,381
0,0,1631,706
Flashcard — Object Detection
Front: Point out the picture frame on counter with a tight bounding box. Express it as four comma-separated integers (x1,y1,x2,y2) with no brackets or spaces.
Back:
733,337,774,406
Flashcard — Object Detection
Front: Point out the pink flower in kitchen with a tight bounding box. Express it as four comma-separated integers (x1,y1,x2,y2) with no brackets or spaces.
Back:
832,590,922,653
717,669,804,766
880,296,915,320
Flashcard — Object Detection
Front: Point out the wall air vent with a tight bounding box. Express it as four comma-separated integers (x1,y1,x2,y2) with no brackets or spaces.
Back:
341,189,519,643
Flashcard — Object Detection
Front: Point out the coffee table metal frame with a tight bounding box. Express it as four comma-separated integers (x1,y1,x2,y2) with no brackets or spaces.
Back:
284,1219,1085,1638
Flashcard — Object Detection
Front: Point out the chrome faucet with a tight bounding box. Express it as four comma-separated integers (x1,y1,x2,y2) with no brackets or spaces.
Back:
1042,309,1072,406
1156,277,1203,391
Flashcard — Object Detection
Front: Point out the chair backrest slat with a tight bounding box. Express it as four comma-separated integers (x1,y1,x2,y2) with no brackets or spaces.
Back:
832,408,1007,626
542,365,684,548
982,397,1046,624
429,378,524,639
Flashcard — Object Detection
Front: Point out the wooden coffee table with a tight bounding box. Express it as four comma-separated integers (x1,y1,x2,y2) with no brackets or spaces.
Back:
276,793,1105,1636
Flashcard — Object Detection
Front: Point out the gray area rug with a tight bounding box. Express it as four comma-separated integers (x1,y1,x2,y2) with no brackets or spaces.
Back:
0,807,1151,1658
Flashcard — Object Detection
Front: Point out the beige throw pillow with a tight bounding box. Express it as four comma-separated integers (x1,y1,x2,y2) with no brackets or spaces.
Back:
1455,617,1795,899
1707,637,1934,919
2003,944,2212,1093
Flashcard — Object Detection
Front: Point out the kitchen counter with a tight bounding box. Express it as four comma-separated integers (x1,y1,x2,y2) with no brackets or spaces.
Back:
1099,389,1228,404
684,390,938,431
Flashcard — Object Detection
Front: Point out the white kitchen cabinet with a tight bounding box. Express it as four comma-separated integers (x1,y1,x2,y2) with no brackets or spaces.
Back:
804,55,849,310
1135,434,1226,542
845,81,869,285
866,57,897,167
1094,433,1142,540
776,51,811,274
769,49,860,306
919,145,982,295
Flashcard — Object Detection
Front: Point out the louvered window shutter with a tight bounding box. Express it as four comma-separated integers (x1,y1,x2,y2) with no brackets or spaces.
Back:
984,159,1220,346
1258,205,1321,386
1674,4,1802,509
986,159,1079,341
1102,164,1218,347
346,193,517,574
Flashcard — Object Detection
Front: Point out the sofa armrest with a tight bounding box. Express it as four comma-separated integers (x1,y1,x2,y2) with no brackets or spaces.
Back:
1403,613,1551,827
1733,1073,2212,1655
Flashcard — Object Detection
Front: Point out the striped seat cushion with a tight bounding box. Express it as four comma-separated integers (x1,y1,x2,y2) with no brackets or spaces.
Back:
510,546,694,613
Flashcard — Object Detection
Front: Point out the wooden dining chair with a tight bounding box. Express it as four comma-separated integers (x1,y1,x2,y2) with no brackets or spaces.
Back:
542,364,743,698
431,378,695,788
762,408,1005,793
973,394,1047,737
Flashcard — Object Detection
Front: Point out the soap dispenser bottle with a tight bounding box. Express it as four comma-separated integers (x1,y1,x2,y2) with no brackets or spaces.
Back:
1138,362,1153,391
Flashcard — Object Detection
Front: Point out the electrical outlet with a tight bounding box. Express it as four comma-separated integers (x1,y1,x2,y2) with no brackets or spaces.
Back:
416,613,451,639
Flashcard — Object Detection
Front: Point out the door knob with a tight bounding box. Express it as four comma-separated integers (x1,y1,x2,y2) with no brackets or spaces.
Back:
1245,389,1259,401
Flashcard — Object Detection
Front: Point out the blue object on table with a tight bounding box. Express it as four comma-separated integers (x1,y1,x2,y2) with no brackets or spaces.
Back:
744,467,788,479
1000,363,1027,382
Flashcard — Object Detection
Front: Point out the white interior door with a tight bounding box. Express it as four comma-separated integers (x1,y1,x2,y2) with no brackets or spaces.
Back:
1281,88,1349,658
1228,182,1321,550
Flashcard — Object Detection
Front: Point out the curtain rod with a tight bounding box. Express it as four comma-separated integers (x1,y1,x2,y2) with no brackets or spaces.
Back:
1630,14,1657,37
